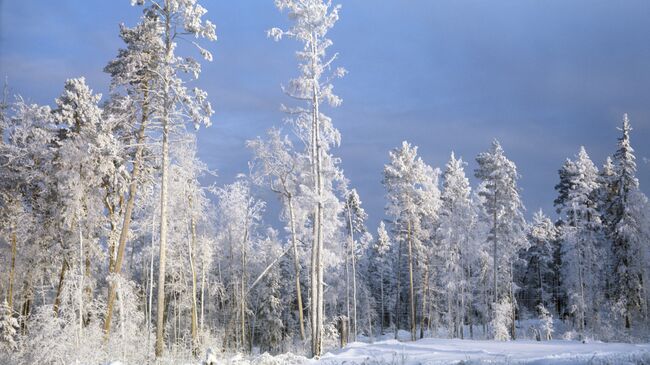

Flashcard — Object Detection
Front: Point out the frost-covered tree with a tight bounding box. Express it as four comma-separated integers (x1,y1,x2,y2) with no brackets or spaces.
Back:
255,231,286,354
53,77,124,333
438,152,477,338
102,8,164,337
383,141,439,341
247,128,308,340
0,300,18,353
121,0,216,357
608,114,649,330
213,178,265,351
367,222,393,335
537,304,553,341
343,187,367,341
519,210,557,312
269,0,346,356
557,147,603,333
0,97,57,330
490,297,513,341
474,140,526,338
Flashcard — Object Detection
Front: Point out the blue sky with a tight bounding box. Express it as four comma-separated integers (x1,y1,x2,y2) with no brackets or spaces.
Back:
1,1,649,230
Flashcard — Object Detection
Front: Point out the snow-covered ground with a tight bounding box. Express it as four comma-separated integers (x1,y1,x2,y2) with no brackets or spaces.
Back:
315,338,650,365
211,336,650,365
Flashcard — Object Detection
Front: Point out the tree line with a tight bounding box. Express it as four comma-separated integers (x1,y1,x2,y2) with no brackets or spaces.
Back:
0,0,649,363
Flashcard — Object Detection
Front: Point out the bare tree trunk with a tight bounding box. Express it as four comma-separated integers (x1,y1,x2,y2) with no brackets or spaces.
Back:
394,239,402,339
510,262,516,340
380,271,384,335
188,206,199,355
20,279,32,335
155,119,170,357
493,192,498,307
420,262,429,339
366,289,373,341
200,253,205,333
578,254,585,333
288,197,306,340
147,194,156,355
310,208,319,355
407,220,416,341
78,218,84,344
309,31,324,358
350,228,358,342
53,258,68,315
345,242,350,342
241,227,248,352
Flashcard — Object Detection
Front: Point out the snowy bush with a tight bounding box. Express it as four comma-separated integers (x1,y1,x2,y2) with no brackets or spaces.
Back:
537,304,553,340
490,298,512,341
104,274,151,364
0,300,19,352
0,300,20,365
21,277,107,364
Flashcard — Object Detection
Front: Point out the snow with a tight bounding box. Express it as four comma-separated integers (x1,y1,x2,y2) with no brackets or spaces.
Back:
188,335,650,365
313,338,650,365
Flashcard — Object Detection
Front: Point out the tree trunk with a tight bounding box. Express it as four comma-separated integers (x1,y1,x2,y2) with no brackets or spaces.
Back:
407,220,416,341
155,4,173,356
493,192,498,306
345,241,350,342
288,197,306,340
420,261,428,339
380,271,384,335
394,239,402,339
147,200,156,354
510,262,516,340
188,205,199,355
200,253,205,333
366,289,373,341
350,225,358,342
309,30,324,358
53,258,68,315
78,218,84,344
241,227,248,352
155,118,170,357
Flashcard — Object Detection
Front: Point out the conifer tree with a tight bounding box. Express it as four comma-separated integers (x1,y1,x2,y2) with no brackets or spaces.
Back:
474,140,526,338
439,152,476,338
383,141,439,341
558,147,603,333
609,114,648,329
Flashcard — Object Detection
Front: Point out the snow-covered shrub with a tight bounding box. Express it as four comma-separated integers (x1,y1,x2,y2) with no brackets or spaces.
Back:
537,304,553,340
0,299,20,365
105,274,151,364
322,320,341,351
0,300,19,352
490,298,512,341
22,277,107,364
